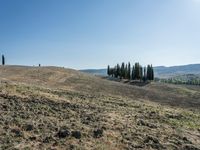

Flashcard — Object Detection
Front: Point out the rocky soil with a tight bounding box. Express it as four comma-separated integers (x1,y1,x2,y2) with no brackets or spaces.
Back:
0,66,200,149
0,82,200,150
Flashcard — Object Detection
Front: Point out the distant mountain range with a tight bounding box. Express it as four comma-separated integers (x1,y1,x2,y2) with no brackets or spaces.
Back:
80,64,200,78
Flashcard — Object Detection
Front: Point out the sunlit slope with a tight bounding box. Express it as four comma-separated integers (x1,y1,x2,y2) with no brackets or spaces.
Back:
0,65,200,149
0,65,199,109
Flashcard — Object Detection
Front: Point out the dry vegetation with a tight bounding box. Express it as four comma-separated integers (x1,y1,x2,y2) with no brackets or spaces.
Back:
0,66,200,150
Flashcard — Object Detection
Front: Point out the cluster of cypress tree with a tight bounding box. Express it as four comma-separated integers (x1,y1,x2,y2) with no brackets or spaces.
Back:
107,62,154,81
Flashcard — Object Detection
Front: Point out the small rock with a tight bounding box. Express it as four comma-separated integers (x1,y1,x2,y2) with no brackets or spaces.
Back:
183,137,188,141
57,129,70,138
71,131,81,139
93,129,103,138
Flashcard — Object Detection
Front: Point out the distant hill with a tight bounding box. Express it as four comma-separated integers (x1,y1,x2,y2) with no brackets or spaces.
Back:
154,64,200,78
80,69,107,76
80,64,200,78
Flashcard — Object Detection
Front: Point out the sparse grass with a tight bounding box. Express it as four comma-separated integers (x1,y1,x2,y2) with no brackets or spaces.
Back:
166,110,200,129
0,66,200,149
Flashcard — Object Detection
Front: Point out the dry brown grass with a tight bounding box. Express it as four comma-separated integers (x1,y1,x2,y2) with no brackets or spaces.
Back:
0,65,200,150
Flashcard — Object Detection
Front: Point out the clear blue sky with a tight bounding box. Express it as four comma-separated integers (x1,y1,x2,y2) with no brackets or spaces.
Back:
0,0,200,69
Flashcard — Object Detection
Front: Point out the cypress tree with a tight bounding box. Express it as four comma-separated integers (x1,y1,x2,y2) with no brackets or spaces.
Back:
134,63,137,79
134,62,140,80
137,63,140,79
114,66,118,78
121,62,125,79
131,66,135,80
150,65,152,80
125,64,128,79
128,62,131,80
143,67,147,82
107,65,110,76
2,55,5,65
116,64,121,78
110,68,114,77
151,65,154,80
147,65,151,80
147,64,154,81
139,66,143,81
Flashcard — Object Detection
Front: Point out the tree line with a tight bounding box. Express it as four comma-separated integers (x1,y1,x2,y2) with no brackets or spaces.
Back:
107,62,154,82
157,78,200,86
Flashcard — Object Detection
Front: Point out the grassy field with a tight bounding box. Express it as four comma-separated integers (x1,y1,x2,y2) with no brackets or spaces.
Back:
0,66,200,149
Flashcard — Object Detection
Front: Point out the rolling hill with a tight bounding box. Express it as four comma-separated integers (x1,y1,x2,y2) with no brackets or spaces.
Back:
0,65,200,149
154,64,200,78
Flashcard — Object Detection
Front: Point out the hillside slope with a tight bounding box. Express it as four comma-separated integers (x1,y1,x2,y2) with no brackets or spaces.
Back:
0,66,200,149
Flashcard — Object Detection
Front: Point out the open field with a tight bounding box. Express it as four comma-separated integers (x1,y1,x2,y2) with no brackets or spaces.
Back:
0,66,200,149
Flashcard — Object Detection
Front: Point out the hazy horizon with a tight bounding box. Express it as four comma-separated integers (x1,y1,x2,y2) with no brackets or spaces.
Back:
0,0,200,69
79,63,200,70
